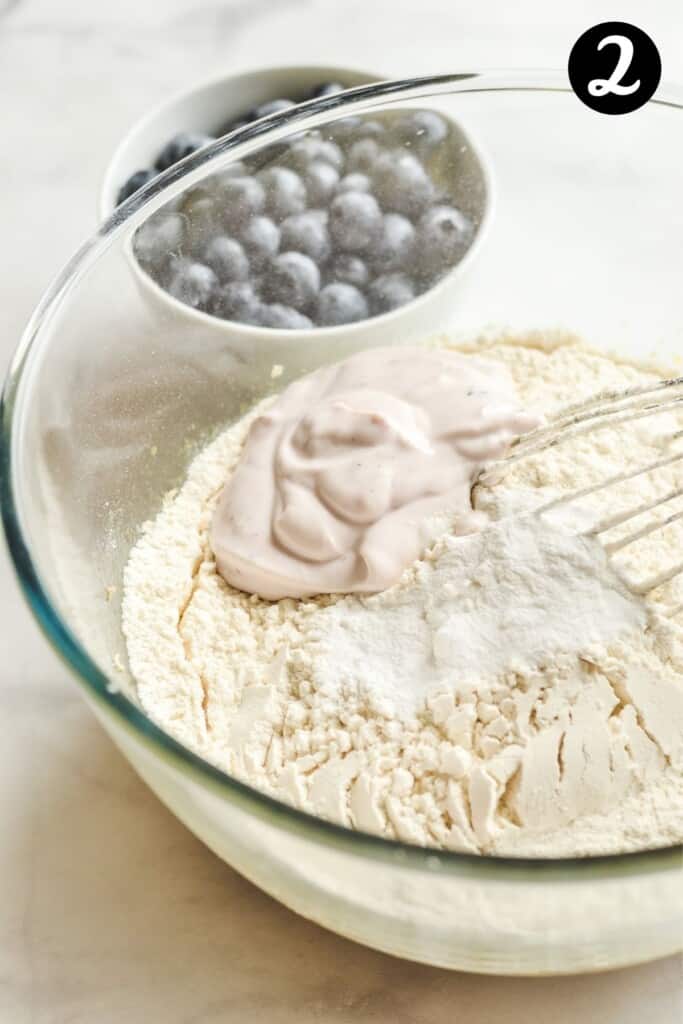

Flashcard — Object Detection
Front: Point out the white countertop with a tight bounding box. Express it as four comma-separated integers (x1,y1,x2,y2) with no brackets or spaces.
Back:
1,1,682,1020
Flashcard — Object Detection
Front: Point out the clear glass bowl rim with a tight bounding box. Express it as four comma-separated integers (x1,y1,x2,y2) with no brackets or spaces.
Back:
3,70,683,882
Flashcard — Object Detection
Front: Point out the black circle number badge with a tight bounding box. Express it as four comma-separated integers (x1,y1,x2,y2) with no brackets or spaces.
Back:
568,22,661,114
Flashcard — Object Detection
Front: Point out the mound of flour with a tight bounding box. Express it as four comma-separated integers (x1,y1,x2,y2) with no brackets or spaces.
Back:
122,333,683,856
305,512,647,718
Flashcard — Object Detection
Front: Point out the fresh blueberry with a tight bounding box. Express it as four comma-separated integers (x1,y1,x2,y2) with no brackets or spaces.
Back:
328,116,363,140
367,272,416,314
212,161,247,184
280,210,331,263
336,172,370,194
347,137,381,174
219,100,295,136
155,132,215,172
182,192,220,251
417,204,471,273
371,150,435,217
167,259,218,310
372,212,416,271
116,168,155,205
317,283,368,325
302,160,340,205
213,279,264,323
240,215,281,268
355,119,387,140
258,166,307,220
202,236,249,283
219,116,252,136
134,212,186,269
396,110,449,149
252,141,291,169
218,176,266,230
310,82,345,98
328,191,383,253
260,304,314,329
329,253,369,288
253,98,296,119
266,251,321,310
287,136,344,173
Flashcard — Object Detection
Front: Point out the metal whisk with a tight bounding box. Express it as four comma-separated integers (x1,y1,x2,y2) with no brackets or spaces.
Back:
479,376,683,600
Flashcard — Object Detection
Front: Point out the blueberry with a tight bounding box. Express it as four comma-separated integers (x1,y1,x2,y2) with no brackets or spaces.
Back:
371,150,435,217
368,272,416,314
219,116,252,136
182,193,220,251
329,253,369,288
219,101,294,136
328,191,383,253
258,166,307,220
287,136,344,173
310,82,345,98
336,172,370,194
253,141,291,168
202,236,249,283
240,215,280,268
260,304,314,330
347,138,381,174
167,259,218,310
372,212,416,271
213,279,264,323
417,205,471,274
253,98,296,119
116,168,155,205
212,161,247,184
317,283,368,326
218,176,266,230
280,210,330,263
302,160,340,205
355,119,386,140
328,116,363,140
266,251,320,310
133,212,185,269
396,110,448,149
155,132,215,172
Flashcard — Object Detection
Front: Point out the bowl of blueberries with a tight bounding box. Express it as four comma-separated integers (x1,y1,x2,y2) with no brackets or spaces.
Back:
102,65,492,346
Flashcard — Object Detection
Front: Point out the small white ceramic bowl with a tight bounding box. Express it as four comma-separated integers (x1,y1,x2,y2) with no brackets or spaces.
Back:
100,65,494,362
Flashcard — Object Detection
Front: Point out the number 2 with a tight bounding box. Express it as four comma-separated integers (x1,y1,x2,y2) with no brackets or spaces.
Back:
588,34,641,97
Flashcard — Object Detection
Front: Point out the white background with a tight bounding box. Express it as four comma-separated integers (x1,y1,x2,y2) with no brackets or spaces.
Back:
1,1,682,1020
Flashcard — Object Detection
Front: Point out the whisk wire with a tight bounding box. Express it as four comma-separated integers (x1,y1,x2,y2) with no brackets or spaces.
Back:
482,376,683,602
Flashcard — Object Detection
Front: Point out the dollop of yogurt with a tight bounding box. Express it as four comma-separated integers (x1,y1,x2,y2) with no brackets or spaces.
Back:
212,346,539,599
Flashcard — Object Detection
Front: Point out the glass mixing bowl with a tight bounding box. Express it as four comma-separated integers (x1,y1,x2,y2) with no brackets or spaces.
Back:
2,72,682,975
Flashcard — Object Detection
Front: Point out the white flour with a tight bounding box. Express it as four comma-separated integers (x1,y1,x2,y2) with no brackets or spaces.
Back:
122,333,683,856
306,514,647,718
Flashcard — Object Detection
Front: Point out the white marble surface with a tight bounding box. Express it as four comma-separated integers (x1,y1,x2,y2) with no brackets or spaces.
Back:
1,1,682,1020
